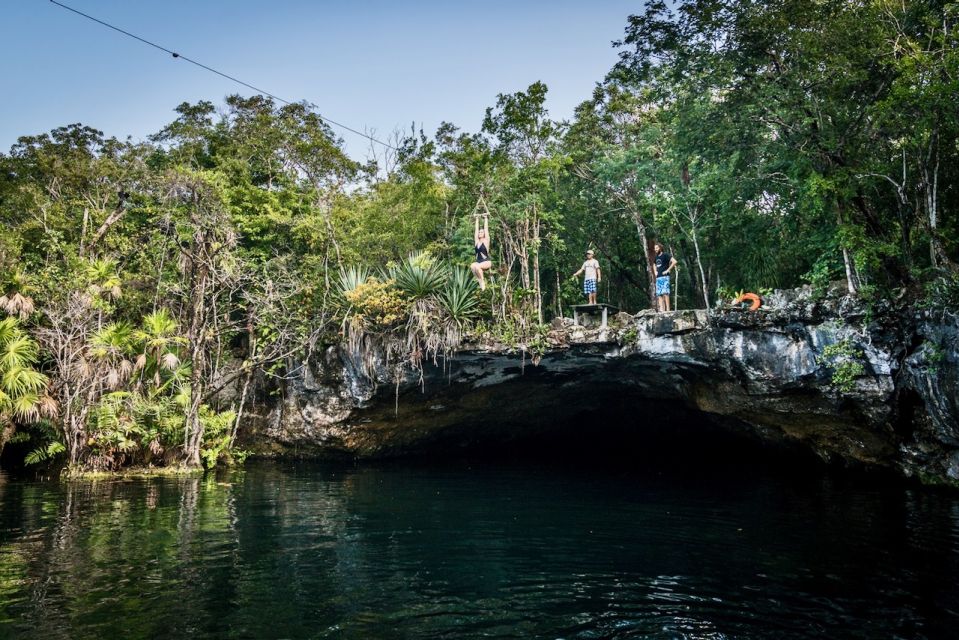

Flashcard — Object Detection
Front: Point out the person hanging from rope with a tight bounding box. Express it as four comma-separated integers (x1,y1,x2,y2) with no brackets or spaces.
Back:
470,212,492,290
573,249,602,305
653,242,678,312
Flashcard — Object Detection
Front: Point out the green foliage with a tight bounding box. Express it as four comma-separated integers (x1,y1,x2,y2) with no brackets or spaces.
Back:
337,265,372,297
922,272,959,312
0,317,49,424
199,406,236,469
817,340,866,393
87,392,143,458
24,440,66,466
390,253,448,299
437,268,480,326
524,323,551,361
344,278,408,330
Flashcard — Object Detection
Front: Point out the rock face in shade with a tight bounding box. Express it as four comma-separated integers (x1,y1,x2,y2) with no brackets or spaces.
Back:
247,286,959,486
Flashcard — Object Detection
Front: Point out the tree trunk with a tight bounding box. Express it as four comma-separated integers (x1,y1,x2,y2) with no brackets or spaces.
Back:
532,204,542,324
555,270,562,319
836,206,859,295
691,229,709,309
629,206,656,308
183,203,211,468
85,201,127,255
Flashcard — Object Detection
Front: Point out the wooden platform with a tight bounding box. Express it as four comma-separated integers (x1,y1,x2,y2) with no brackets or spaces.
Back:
571,303,620,330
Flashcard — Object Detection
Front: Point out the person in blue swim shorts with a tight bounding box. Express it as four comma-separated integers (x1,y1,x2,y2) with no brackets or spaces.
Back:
573,249,602,304
653,242,677,312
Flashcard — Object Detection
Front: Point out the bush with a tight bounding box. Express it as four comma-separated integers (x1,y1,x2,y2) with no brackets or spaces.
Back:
199,406,237,469
344,278,408,330
816,340,866,393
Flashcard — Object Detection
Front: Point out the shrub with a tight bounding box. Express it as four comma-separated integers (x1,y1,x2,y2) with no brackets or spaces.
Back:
199,406,237,469
344,278,408,330
816,339,866,393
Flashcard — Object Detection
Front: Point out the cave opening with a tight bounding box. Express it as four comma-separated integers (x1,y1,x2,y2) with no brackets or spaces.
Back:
408,375,829,482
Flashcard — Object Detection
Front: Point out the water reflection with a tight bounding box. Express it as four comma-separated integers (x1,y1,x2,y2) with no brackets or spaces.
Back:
0,462,957,639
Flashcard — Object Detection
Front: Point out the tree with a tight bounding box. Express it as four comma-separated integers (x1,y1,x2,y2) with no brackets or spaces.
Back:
482,81,566,323
0,317,54,457
161,169,239,467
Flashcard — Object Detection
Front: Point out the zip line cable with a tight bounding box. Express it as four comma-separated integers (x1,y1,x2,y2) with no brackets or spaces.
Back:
48,0,399,150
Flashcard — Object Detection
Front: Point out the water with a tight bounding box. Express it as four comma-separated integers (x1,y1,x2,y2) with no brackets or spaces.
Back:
0,457,957,639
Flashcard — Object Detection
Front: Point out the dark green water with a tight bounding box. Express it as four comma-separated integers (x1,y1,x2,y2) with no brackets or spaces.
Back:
0,457,957,639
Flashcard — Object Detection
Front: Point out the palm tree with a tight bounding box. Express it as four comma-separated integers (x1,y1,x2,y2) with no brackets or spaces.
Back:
83,257,123,302
89,322,134,391
133,309,185,393
0,270,36,320
0,317,56,455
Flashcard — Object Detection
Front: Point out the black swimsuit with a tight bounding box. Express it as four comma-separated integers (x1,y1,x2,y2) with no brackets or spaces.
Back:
475,243,490,263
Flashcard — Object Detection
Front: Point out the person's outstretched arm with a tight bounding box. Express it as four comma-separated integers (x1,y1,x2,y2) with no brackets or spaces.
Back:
474,216,480,244
484,215,491,247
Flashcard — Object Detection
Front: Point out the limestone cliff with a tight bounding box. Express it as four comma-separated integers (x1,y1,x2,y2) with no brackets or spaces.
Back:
247,287,959,486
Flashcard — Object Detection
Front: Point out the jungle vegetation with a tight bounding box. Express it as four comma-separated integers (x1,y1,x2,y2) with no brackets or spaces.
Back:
1,0,956,472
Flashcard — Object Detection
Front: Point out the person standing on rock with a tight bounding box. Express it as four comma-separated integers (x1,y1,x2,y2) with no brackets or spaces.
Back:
573,249,602,304
654,242,678,312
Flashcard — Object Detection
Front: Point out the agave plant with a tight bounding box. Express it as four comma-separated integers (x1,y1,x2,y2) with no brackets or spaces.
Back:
337,265,372,297
438,268,480,326
391,254,448,299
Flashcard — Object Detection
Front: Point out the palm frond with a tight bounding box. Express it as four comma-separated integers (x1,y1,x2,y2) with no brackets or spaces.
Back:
25,441,66,466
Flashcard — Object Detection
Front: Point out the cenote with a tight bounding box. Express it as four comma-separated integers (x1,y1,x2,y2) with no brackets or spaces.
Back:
1,418,958,640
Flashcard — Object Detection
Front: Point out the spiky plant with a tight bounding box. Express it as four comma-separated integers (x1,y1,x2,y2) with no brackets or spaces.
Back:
391,254,448,299
83,257,123,301
0,317,50,424
438,268,480,327
337,266,372,298
0,270,36,320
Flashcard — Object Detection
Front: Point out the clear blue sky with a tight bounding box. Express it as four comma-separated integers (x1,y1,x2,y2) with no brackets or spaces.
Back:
2,0,643,160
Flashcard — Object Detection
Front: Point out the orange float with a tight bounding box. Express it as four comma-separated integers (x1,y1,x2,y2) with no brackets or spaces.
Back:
733,292,762,311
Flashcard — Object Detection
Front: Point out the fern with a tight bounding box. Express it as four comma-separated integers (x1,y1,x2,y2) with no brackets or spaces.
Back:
25,441,66,466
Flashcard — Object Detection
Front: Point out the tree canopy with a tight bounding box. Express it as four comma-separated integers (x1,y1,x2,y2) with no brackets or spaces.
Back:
1,0,956,472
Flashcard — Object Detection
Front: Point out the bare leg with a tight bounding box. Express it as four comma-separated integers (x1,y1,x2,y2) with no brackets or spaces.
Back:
471,261,490,290
664,294,671,312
